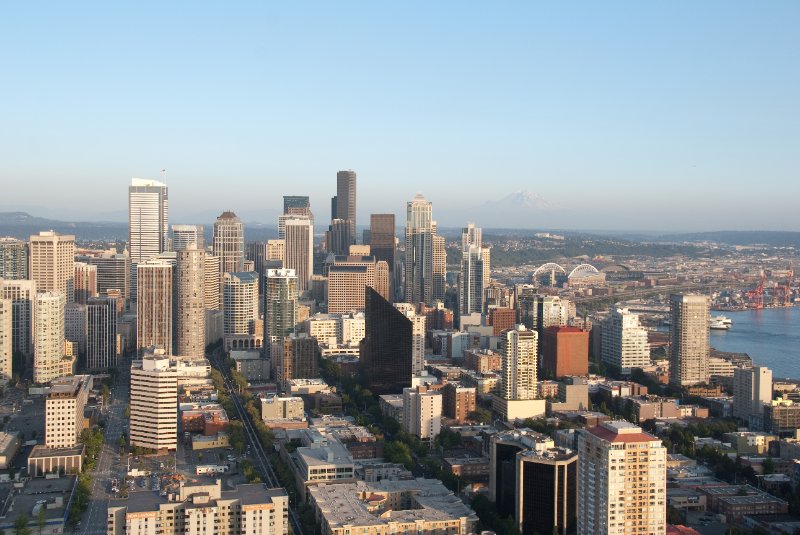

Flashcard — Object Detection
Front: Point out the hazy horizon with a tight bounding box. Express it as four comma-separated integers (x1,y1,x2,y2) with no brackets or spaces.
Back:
1,3,798,231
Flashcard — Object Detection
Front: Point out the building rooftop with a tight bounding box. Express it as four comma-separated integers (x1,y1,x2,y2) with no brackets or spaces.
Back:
47,375,91,398
587,420,661,444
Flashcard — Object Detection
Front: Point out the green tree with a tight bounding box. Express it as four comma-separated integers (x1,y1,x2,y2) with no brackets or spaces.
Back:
383,441,413,469
36,507,46,535
468,408,492,424
14,514,31,535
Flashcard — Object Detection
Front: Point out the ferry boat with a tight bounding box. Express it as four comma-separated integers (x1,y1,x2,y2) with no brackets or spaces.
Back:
709,318,730,330
711,315,733,325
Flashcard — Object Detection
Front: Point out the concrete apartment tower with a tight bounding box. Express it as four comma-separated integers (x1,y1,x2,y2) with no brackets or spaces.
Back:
222,272,260,352
500,325,538,401
203,254,222,310
136,259,173,354
45,375,92,448
73,261,98,304
130,353,178,451
86,296,118,370
34,291,69,384
577,421,666,535
733,366,773,427
174,249,206,357
402,385,442,440
29,231,75,305
460,223,490,316
212,211,245,275
669,294,709,386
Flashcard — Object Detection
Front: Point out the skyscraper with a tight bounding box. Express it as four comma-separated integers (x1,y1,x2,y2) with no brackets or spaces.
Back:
34,291,69,384
601,308,650,374
669,294,709,387
394,303,426,377
0,278,36,357
84,249,130,303
203,254,222,310
283,216,313,292
171,224,205,251
517,447,578,535
360,286,413,394
370,214,395,290
577,421,666,535
213,211,245,274
500,325,538,401
432,234,446,302
283,196,312,217
29,231,75,304
174,249,206,357
278,333,319,390
327,219,352,255
129,178,169,299
264,268,298,352
0,237,28,280
73,261,97,304
130,353,178,451
405,194,434,305
136,259,173,353
0,299,12,380
335,170,357,242
222,272,260,352
86,296,118,370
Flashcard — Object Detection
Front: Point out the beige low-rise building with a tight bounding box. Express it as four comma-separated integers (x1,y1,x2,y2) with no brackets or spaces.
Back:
261,396,305,421
108,480,289,535
308,479,478,535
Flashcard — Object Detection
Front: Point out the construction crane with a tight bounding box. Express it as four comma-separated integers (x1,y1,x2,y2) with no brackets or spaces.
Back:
745,269,766,309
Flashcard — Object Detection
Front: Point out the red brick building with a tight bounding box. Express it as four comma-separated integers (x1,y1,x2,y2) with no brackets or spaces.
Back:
442,382,477,423
488,307,516,337
540,326,589,378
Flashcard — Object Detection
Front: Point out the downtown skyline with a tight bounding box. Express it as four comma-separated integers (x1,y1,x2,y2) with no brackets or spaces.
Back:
1,2,798,231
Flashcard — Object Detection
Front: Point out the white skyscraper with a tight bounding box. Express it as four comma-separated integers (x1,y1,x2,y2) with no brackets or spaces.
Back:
174,249,206,357
0,278,36,357
0,299,11,380
212,212,245,274
460,224,490,315
171,224,205,251
129,178,169,264
29,231,76,305
733,366,773,427
130,353,178,451
601,308,651,374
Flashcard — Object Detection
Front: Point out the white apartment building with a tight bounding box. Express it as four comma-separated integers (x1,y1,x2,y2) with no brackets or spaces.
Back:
45,375,92,448
500,325,538,401
394,304,426,376
0,278,36,357
130,354,178,451
577,421,666,535
0,299,11,380
669,294,710,386
28,231,75,305
402,385,442,440
733,366,773,425
601,308,651,374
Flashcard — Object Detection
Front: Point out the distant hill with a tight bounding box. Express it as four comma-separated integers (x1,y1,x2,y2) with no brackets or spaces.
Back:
0,212,279,243
655,231,800,247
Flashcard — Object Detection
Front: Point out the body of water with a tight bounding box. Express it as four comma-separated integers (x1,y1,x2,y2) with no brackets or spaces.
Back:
710,307,800,379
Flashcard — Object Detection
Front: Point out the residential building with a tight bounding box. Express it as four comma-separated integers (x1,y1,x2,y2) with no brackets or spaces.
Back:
459,224,490,316
577,421,667,535
490,428,555,518
130,354,178,451
442,382,477,423
669,294,710,387
601,308,651,374
45,375,92,448
0,237,28,279
308,479,478,535
734,366,773,426
267,239,285,264
516,447,578,535
223,271,261,351
108,481,289,535
261,396,305,420
174,248,206,357
136,258,173,353
402,385,442,440
203,254,221,310
500,325,538,401
0,279,36,357
34,292,70,383
213,211,245,274
404,193,434,304
29,231,75,304
360,287,413,394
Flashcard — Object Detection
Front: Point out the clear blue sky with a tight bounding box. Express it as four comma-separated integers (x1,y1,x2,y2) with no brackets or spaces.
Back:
0,2,798,231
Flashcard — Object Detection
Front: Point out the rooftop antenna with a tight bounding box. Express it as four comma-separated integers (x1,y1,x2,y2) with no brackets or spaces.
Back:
160,169,167,183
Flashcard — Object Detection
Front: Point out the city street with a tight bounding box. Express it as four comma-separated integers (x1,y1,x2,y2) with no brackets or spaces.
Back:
77,369,128,535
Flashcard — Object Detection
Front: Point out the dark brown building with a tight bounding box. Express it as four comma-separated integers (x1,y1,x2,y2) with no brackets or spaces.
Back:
489,307,516,337
360,287,412,394
540,326,589,378
442,382,477,423
370,214,395,283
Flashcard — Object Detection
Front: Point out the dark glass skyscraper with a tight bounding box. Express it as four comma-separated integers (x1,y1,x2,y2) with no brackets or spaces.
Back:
360,286,411,394
370,213,395,272
335,170,356,242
